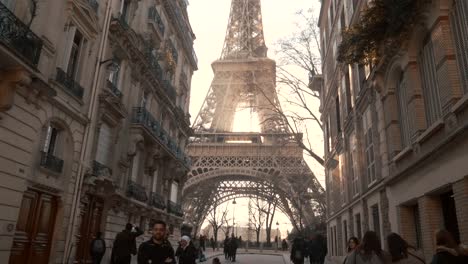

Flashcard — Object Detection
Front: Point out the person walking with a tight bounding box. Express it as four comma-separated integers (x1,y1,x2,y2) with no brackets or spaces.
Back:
291,237,306,264
175,236,198,264
137,220,175,264
386,233,424,263
223,236,230,260
282,239,288,251
200,235,206,252
343,237,360,264
344,231,389,264
230,234,238,262
308,234,327,264
210,237,216,251
89,231,106,264
111,223,143,264
431,229,468,264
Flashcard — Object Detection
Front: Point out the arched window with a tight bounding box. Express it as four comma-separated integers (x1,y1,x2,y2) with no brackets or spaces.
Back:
397,72,411,147
450,0,468,93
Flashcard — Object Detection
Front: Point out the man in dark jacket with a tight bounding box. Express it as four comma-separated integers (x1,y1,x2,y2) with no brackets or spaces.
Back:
90,231,106,264
137,220,175,264
230,234,238,262
291,237,306,264
175,236,198,264
111,223,143,264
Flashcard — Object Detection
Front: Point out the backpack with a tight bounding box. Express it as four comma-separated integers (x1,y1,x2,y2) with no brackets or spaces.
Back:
92,239,105,253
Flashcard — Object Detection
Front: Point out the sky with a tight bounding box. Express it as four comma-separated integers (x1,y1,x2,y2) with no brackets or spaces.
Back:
187,0,322,235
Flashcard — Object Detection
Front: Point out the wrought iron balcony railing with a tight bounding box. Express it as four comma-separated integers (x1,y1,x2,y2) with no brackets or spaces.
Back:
148,7,165,35
144,48,163,80
92,160,112,177
114,13,130,29
167,200,183,217
127,180,148,202
0,2,43,66
56,68,84,99
88,0,99,12
167,40,178,63
106,80,122,98
131,107,191,168
40,151,64,173
149,192,166,210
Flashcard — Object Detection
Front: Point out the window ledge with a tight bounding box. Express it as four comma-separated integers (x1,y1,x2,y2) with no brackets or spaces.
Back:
415,119,444,145
392,146,413,163
451,94,468,114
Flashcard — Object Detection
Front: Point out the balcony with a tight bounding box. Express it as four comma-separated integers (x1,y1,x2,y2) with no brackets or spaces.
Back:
131,107,191,168
149,192,166,210
148,7,165,35
0,2,43,66
145,48,163,80
167,200,183,217
106,80,122,98
87,0,99,12
55,68,84,99
92,160,112,177
127,180,148,202
167,40,178,63
40,151,64,173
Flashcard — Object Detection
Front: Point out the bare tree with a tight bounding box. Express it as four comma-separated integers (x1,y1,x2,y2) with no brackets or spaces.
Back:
264,197,278,246
259,8,324,166
207,200,230,247
249,197,267,246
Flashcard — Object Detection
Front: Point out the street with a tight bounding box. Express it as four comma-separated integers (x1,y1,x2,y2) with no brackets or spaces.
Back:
220,254,286,264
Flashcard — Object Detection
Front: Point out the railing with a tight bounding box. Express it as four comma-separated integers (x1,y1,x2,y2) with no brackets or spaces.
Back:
0,2,43,66
132,107,191,168
56,68,84,99
88,0,99,12
167,200,183,217
114,13,130,29
145,48,164,80
162,80,176,102
149,192,166,210
148,7,165,35
127,180,148,202
92,160,112,176
40,151,64,173
106,80,122,98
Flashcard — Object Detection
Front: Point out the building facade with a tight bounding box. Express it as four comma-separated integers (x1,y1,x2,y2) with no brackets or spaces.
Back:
0,0,196,263
314,0,468,262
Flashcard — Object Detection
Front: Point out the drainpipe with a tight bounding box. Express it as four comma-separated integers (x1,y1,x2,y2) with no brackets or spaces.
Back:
63,0,114,262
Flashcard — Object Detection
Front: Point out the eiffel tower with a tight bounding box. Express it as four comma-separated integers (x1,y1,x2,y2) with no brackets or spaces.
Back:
183,0,325,232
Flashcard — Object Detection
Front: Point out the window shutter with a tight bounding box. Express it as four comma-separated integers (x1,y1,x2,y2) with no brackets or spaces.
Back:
60,26,77,71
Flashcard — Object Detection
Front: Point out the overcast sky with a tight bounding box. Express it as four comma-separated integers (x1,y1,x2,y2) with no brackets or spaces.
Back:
187,0,322,234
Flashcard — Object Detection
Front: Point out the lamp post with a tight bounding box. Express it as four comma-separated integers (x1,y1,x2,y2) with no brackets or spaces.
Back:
232,199,237,236
276,221,279,250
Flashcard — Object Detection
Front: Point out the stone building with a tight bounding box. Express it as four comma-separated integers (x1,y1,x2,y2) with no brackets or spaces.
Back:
313,0,468,262
0,0,196,263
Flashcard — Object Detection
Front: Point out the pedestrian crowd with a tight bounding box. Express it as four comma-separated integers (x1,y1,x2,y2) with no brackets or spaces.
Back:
289,229,468,264
222,234,240,262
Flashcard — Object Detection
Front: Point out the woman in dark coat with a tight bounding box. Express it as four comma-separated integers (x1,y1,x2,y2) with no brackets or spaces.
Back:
176,236,198,264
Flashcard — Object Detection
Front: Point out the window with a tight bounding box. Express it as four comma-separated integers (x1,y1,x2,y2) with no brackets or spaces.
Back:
170,181,179,203
363,108,376,184
419,38,442,126
333,226,338,256
355,213,362,239
412,205,422,249
326,116,332,153
371,204,381,239
336,96,341,133
397,73,411,147
43,125,60,156
343,68,352,113
451,0,468,93
350,133,359,196
130,150,142,182
151,169,158,193
67,30,84,79
95,123,113,166
121,0,131,22
108,60,121,86
343,220,348,250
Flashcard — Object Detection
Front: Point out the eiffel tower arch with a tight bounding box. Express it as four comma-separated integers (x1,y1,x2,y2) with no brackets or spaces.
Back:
183,0,325,233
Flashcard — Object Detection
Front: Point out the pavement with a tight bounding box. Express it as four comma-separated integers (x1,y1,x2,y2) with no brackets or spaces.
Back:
199,248,290,264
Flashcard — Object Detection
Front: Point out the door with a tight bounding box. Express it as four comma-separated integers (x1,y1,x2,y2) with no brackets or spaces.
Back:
75,195,104,264
9,190,57,264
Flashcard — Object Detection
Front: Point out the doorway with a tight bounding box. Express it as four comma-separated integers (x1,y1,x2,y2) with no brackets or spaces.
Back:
9,189,58,264
440,191,460,243
75,195,104,264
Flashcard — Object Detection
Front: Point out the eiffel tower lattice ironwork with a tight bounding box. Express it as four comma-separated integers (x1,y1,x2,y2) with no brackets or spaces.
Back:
183,0,325,233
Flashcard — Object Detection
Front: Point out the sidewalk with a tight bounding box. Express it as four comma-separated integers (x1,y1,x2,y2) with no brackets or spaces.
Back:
199,248,290,263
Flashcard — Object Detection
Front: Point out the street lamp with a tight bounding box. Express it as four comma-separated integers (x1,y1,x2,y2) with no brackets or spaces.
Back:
276,221,279,250
232,199,237,236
